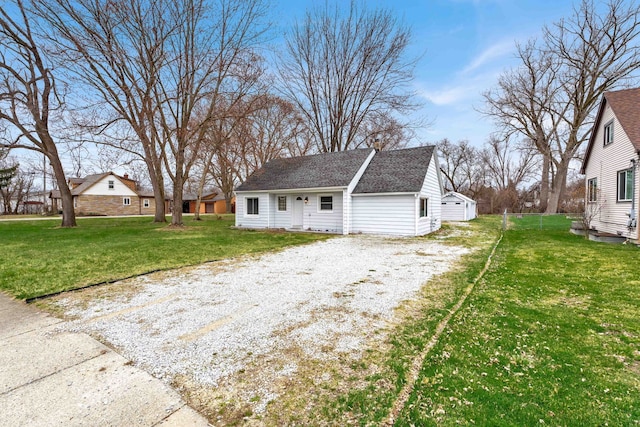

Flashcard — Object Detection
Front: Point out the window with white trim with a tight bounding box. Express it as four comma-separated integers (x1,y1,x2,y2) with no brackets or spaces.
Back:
123,197,131,206
108,180,115,190
246,197,259,215
617,169,633,202
143,199,150,208
603,121,614,146
587,178,598,202
420,198,428,217
319,195,333,211
277,196,287,211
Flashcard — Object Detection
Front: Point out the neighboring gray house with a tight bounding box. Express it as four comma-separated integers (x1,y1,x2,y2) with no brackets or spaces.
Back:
441,192,477,221
581,87,640,241
235,146,444,236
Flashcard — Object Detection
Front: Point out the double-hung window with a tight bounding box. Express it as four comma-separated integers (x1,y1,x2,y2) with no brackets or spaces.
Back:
108,180,115,190
587,178,598,202
617,169,634,202
319,195,333,211
277,196,287,212
420,198,428,217
123,197,131,206
603,121,614,146
246,197,259,215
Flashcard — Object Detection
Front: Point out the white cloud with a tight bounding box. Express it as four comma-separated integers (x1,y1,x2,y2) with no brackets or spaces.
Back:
460,40,514,75
418,86,470,106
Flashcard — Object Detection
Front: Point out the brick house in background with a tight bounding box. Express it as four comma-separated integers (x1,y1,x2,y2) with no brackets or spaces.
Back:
51,172,162,216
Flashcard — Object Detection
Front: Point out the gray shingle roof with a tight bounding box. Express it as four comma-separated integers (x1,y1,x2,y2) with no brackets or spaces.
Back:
236,148,375,191
353,145,435,193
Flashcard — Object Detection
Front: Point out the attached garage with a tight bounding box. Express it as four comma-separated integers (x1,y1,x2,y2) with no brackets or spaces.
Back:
441,192,476,221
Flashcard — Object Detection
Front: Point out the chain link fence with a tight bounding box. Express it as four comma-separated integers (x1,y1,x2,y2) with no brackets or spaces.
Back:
501,211,577,231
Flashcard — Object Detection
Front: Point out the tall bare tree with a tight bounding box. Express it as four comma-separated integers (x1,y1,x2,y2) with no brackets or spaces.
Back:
278,0,419,152
483,0,640,213
437,138,482,194
0,0,76,226
38,0,268,225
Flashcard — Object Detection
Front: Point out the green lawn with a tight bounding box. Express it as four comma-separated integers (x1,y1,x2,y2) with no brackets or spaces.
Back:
395,219,640,425
0,215,329,300
312,216,640,425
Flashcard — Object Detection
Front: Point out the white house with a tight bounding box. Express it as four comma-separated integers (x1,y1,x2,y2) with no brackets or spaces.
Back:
235,146,444,236
441,192,477,221
581,87,640,242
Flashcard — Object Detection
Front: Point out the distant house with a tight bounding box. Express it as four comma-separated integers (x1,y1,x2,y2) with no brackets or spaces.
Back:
581,87,640,241
182,191,235,214
235,146,444,236
51,172,160,216
441,192,477,221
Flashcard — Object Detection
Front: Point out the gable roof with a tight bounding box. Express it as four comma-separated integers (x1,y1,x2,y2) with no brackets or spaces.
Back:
353,145,436,194
443,191,475,203
236,148,375,191
51,172,136,199
581,87,640,173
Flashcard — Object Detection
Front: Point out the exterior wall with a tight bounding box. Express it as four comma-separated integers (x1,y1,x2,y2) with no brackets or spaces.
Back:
304,192,343,233
75,194,141,216
270,194,293,228
351,194,416,235
140,197,156,215
213,198,235,214
441,193,476,221
417,158,442,235
83,176,137,196
442,195,466,221
584,105,639,240
235,192,270,229
236,191,343,233
344,150,377,234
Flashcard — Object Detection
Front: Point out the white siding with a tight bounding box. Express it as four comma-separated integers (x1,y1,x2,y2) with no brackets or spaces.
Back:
351,195,416,235
441,193,477,221
83,176,137,196
584,105,639,240
235,192,269,229
442,196,466,221
304,192,344,233
417,158,442,235
270,194,292,229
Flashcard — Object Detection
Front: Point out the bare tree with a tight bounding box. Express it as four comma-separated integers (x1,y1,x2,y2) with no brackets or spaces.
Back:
0,0,76,226
278,0,419,152
437,138,481,193
356,111,409,150
481,135,539,212
37,0,269,225
482,42,563,212
483,0,640,213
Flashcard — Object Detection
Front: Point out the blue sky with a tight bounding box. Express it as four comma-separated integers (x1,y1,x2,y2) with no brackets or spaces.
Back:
271,0,577,147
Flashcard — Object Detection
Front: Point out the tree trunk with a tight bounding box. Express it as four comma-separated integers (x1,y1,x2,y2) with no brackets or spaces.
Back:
546,158,570,214
143,156,166,223
539,154,550,212
225,192,233,214
48,153,76,227
171,167,184,226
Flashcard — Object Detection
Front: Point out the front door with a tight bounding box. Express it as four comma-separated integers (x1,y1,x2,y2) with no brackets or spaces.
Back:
292,196,304,229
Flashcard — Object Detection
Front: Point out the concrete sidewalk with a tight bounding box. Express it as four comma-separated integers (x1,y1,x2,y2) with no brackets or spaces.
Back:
0,293,210,426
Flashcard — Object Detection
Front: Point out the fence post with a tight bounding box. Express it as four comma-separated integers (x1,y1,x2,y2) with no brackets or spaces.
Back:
502,209,507,230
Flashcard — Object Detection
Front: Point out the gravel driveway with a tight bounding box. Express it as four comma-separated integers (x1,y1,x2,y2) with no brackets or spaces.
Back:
53,234,468,421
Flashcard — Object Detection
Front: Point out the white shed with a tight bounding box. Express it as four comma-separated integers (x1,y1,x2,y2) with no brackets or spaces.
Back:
441,192,477,221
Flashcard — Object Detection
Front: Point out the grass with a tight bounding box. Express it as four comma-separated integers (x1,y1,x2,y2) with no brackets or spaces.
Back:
303,215,640,426
395,216,640,425
0,215,329,300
